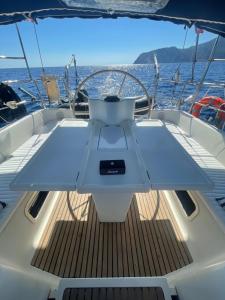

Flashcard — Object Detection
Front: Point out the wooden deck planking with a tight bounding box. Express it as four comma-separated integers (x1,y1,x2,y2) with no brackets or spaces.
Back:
63,287,165,300
32,191,192,277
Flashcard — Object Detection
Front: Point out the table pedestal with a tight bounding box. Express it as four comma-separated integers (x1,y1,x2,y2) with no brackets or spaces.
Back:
92,192,133,222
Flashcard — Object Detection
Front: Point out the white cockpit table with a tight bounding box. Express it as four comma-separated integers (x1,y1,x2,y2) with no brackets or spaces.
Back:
11,119,90,191
11,118,212,222
134,119,212,190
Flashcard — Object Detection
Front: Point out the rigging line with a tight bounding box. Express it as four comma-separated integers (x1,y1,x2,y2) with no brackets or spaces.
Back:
177,81,187,108
170,26,189,104
170,26,188,102
73,55,79,86
203,87,211,98
173,26,189,77
33,23,45,75
0,114,10,123
189,35,220,112
146,68,169,93
15,23,45,108
191,28,201,82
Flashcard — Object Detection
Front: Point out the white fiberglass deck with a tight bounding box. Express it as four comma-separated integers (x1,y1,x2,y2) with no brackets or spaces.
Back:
11,119,212,192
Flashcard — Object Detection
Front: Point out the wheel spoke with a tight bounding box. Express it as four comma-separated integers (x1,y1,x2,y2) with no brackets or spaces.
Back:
117,74,127,97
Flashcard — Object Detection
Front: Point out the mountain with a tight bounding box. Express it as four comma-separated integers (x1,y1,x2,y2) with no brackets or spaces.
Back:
134,38,225,64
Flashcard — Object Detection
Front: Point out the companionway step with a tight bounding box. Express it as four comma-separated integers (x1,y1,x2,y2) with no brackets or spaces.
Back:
51,277,176,300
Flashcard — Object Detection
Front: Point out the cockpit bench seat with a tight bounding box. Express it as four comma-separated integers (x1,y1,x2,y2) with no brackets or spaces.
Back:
0,118,58,230
165,122,225,227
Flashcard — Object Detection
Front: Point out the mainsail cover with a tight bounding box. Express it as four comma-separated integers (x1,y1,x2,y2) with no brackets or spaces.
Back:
1,0,225,37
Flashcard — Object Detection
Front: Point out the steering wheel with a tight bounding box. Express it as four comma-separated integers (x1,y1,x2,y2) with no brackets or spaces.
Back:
73,69,151,117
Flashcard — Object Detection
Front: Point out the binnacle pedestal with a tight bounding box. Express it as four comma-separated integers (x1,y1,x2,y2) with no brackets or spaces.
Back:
77,99,150,223
92,192,133,222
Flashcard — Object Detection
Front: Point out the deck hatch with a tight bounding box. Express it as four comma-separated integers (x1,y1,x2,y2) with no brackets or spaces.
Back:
29,191,49,218
175,191,196,217
98,126,127,150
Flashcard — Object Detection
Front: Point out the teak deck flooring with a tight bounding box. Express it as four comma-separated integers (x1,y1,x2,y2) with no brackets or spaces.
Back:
63,287,165,300
32,191,192,277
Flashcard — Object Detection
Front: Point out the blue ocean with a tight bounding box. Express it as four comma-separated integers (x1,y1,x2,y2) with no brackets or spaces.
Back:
1,62,225,124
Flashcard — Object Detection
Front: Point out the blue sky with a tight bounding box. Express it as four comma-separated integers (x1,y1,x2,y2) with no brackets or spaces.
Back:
0,18,215,67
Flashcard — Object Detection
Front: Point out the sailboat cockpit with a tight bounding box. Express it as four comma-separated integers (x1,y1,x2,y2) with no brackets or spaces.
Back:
1,1,225,300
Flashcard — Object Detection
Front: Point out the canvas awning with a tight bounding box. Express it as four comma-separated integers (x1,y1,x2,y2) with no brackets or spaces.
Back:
0,0,225,37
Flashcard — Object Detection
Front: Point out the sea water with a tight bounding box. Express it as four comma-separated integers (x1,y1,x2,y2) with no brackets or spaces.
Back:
0,62,225,124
